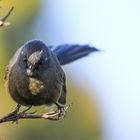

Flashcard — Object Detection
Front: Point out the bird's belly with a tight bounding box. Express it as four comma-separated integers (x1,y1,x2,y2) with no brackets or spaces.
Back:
8,71,61,106
8,74,47,106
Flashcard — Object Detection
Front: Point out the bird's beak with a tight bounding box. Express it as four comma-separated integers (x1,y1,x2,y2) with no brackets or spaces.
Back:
26,65,34,77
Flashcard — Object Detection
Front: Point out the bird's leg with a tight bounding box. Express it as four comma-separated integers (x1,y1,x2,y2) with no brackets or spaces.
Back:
7,104,21,124
10,105,35,124
10,104,21,115
21,105,37,115
55,102,68,118
22,106,32,113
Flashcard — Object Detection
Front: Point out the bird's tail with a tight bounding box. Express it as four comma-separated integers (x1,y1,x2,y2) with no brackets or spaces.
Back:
53,44,99,65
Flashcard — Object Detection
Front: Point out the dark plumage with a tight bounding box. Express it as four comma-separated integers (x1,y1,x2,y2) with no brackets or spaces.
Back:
54,44,99,65
5,40,99,117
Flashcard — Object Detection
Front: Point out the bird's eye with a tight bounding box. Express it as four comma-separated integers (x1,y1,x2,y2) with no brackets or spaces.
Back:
23,57,27,62
38,60,43,65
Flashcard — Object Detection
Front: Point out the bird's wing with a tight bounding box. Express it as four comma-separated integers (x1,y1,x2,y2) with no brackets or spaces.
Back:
4,47,22,80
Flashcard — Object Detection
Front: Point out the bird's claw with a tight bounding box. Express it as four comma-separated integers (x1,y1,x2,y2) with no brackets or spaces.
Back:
9,104,21,124
10,105,35,124
57,106,67,118
42,105,69,121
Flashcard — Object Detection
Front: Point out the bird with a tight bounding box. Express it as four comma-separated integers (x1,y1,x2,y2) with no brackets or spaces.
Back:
5,39,99,119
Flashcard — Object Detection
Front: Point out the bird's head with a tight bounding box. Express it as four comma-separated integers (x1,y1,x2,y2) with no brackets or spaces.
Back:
18,40,50,77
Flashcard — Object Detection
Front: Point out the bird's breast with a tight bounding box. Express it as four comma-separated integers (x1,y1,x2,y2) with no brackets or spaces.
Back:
29,77,45,95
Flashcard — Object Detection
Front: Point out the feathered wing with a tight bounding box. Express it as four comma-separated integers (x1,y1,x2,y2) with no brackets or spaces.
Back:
52,44,99,65
4,47,22,80
58,75,67,105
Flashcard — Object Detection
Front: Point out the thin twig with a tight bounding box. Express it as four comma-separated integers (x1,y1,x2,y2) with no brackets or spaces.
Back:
0,105,70,124
0,6,14,21
0,111,60,124
0,6,14,27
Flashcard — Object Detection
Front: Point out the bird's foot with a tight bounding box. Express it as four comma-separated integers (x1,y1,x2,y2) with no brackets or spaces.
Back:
42,103,70,121
9,105,35,124
52,102,71,120
57,105,67,118
8,104,21,124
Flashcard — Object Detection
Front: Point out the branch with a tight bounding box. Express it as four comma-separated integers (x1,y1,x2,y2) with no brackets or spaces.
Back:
0,111,60,124
0,6,14,27
0,105,69,124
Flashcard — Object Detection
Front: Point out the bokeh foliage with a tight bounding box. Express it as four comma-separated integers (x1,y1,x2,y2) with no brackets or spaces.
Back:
0,1,102,140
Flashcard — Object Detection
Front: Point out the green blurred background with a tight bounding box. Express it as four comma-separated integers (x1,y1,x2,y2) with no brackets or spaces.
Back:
0,1,102,140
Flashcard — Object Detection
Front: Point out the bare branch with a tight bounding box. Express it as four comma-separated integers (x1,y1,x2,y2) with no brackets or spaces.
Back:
0,105,69,124
0,6,14,27
0,111,60,124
